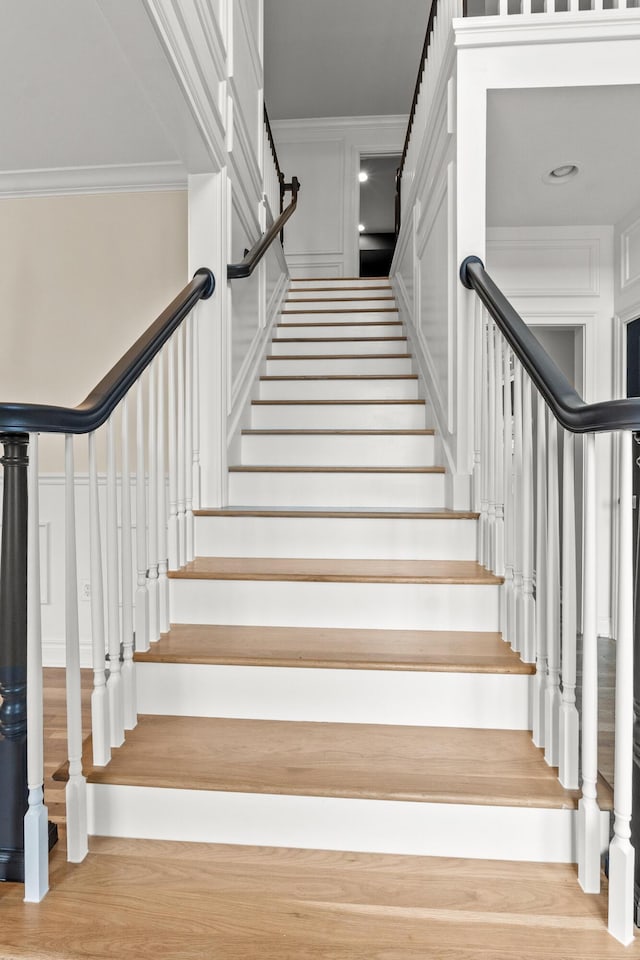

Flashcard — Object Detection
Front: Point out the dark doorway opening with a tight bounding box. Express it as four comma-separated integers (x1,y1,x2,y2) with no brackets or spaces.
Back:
359,155,400,277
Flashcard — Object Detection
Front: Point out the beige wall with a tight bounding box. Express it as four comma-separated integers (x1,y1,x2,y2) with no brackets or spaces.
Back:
0,190,187,469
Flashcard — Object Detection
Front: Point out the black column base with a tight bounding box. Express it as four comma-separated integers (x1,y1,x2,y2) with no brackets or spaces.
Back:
0,821,59,884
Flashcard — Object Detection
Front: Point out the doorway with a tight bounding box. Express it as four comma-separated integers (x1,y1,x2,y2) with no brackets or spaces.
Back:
358,155,400,278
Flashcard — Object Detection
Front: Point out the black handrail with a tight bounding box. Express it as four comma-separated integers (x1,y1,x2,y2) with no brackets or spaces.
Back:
227,176,300,280
0,268,215,436
460,256,640,434
395,0,439,233
263,104,286,214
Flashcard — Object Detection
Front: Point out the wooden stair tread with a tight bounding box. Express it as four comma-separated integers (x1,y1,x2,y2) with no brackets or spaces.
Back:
227,465,444,474
286,296,395,303
135,624,533,674
267,353,411,360
281,307,400,314
195,507,477,518
273,337,407,343
61,716,608,811
168,557,502,584
240,428,435,436
252,399,426,405
260,374,418,381
278,320,402,327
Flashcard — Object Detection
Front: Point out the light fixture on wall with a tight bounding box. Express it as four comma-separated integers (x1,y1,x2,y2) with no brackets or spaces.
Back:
358,223,365,233
543,162,580,185
358,171,369,183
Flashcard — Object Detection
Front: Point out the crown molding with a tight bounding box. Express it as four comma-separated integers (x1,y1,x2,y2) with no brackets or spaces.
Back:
0,162,187,199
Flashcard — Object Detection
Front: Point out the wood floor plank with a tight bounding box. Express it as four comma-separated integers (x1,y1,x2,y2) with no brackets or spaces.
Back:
59,716,609,812
168,557,500,584
5,839,635,960
134,624,533,674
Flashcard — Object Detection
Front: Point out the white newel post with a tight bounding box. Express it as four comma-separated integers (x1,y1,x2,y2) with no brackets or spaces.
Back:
608,429,635,943
188,173,227,509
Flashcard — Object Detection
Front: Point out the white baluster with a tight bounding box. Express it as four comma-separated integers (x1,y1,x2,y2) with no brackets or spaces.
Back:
185,317,195,562
544,415,561,767
157,351,170,634
559,430,579,788
511,360,523,655
502,342,514,647
62,435,88,863
147,361,160,643
106,416,124,748
177,325,186,566
577,432,601,893
88,431,110,766
532,395,547,748
521,376,535,663
493,330,505,603
487,322,497,571
479,314,489,567
120,397,137,729
135,381,150,653
24,433,50,900
608,429,635,943
168,336,179,571
473,298,483,532
192,307,202,512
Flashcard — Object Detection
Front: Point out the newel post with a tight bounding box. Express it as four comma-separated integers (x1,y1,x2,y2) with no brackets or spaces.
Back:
0,433,29,880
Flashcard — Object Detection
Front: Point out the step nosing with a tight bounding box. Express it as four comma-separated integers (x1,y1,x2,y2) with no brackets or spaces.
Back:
195,508,477,518
240,429,434,436
228,465,445,473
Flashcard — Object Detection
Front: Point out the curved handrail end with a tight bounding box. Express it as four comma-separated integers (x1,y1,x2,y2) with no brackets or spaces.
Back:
460,255,485,289
193,267,216,299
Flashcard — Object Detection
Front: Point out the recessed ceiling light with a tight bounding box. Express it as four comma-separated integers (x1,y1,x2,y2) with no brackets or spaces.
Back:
358,223,365,232
358,171,368,183
543,162,580,185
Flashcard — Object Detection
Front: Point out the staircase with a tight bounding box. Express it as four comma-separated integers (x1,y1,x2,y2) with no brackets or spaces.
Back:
67,277,611,864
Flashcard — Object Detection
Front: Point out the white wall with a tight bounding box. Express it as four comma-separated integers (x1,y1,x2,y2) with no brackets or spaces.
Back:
273,116,407,278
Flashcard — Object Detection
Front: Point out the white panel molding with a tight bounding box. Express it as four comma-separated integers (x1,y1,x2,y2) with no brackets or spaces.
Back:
231,189,261,257
228,84,263,208
237,0,263,87
0,163,187,199
487,238,600,298
621,215,640,290
285,257,345,278
142,0,227,170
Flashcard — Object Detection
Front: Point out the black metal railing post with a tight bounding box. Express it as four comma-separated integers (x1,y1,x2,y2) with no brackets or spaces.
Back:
0,432,29,881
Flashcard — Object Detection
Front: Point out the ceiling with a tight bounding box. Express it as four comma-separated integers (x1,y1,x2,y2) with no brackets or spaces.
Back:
263,0,428,120
487,85,640,227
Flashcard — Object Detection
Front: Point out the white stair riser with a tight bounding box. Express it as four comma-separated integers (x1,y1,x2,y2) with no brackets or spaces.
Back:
169,580,500,631
228,469,445,507
280,311,399,323
89,784,602,863
276,323,403,338
240,433,436,467
251,402,428,430
259,378,419,400
137,663,532,729
266,357,412,376
285,299,396,311
270,338,408,357
290,280,390,290
286,289,392,301
194,515,476,559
